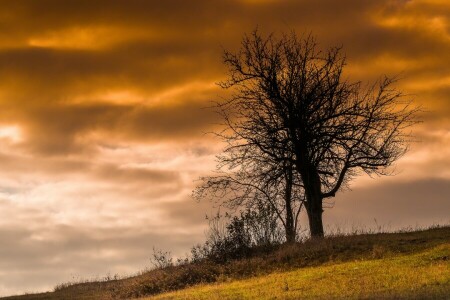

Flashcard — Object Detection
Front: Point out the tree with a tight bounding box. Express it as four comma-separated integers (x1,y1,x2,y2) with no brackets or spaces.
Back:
195,153,304,243
212,30,418,238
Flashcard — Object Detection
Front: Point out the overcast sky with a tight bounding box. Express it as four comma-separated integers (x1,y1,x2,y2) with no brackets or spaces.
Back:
0,0,449,296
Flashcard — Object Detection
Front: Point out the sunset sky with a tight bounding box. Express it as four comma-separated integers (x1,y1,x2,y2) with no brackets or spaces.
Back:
0,0,449,296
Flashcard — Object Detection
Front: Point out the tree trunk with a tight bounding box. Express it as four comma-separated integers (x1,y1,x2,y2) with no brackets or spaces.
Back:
302,165,325,238
305,203,324,238
284,163,296,243
304,180,325,238
294,143,325,238
285,208,296,243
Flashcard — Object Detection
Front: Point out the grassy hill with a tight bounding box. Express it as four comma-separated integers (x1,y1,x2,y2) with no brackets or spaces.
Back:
150,243,449,299
3,226,449,300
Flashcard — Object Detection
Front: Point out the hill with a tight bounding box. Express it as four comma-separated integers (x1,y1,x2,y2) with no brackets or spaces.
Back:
2,226,449,300
150,241,448,299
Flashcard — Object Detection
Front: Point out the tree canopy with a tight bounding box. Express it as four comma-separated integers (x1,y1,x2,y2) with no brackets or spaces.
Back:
197,30,418,239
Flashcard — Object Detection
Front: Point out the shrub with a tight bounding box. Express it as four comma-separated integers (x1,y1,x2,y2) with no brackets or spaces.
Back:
150,247,173,269
192,208,284,263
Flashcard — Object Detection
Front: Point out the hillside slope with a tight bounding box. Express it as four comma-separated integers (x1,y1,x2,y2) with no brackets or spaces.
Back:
2,226,449,300
150,244,449,299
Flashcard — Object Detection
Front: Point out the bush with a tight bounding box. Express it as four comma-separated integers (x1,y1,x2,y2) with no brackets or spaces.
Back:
192,208,284,263
150,247,173,269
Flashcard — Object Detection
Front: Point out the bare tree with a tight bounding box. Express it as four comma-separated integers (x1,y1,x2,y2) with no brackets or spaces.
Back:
212,30,419,238
194,151,304,243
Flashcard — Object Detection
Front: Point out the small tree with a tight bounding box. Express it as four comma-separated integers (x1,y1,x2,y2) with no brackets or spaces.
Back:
214,30,418,238
195,145,304,243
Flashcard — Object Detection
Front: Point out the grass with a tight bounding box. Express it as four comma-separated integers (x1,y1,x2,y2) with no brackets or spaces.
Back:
2,226,449,300
150,244,449,299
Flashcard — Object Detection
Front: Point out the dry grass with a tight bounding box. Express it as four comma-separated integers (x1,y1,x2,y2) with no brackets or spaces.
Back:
2,226,449,300
150,244,449,299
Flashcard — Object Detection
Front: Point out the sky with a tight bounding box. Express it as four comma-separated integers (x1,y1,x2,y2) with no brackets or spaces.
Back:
0,0,449,296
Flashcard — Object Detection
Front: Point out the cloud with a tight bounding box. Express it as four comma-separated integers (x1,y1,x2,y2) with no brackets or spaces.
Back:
0,0,449,296
327,178,450,229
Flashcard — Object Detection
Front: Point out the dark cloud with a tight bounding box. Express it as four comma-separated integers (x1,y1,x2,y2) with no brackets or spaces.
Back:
0,0,448,154
0,98,219,155
327,178,450,229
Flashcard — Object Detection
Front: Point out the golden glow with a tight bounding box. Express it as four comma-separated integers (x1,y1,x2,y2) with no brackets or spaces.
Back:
67,81,216,107
0,125,22,143
374,4,450,41
151,81,217,106
347,54,430,78
28,26,115,50
69,89,145,105
403,76,450,91
378,15,449,37
27,26,155,50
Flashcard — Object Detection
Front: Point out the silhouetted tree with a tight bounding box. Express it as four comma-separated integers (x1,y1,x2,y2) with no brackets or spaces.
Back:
194,155,303,243
212,30,418,238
